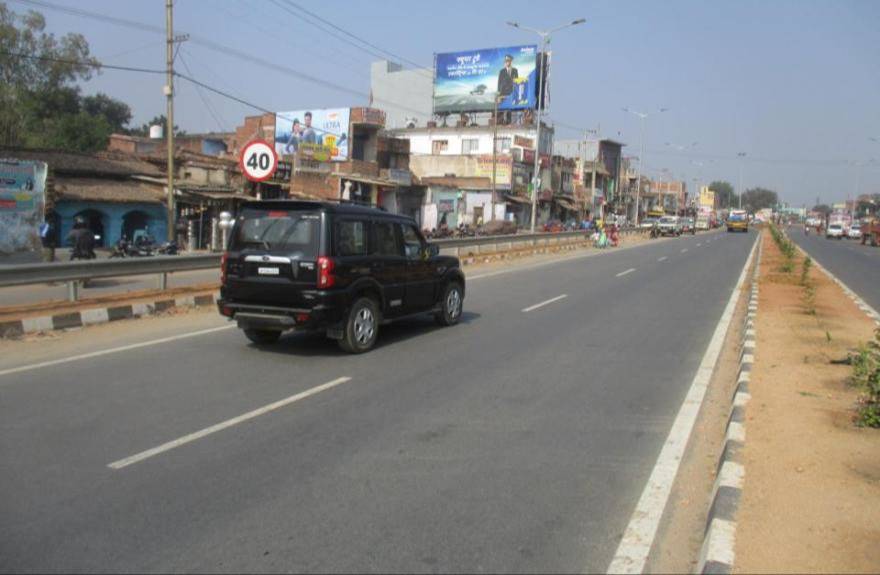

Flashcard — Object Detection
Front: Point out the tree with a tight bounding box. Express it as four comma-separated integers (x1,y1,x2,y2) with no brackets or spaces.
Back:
0,4,135,151
741,187,778,213
129,115,186,138
855,194,880,217
812,204,832,217
708,180,738,209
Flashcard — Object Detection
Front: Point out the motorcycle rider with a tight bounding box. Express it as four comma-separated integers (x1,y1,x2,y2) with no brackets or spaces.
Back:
66,216,96,260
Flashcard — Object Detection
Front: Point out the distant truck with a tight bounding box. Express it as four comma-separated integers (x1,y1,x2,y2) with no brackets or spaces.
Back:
861,218,880,247
696,214,710,231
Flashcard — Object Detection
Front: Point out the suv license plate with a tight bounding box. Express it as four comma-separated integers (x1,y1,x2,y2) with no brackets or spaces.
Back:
258,267,280,276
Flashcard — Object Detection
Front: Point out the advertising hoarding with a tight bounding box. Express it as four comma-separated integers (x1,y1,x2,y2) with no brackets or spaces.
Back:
434,45,539,113
474,155,512,185
0,159,47,255
699,186,716,208
275,108,350,161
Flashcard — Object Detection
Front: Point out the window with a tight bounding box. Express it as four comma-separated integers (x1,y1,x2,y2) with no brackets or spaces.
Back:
432,139,449,154
400,224,424,259
462,138,479,155
495,137,511,153
231,209,319,258
335,220,367,257
371,221,401,256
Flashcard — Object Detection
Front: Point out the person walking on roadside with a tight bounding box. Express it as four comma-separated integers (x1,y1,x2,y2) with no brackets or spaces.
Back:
39,212,57,262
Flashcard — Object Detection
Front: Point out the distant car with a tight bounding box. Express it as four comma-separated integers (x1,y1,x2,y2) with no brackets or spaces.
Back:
825,223,844,239
656,216,681,237
680,217,696,235
727,210,749,233
470,84,487,95
640,217,659,229
846,225,862,240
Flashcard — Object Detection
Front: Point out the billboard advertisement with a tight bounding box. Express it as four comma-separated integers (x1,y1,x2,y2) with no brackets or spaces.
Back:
0,159,47,255
434,45,539,113
275,108,350,161
474,155,512,186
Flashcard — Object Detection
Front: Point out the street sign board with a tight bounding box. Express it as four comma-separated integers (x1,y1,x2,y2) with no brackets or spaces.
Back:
239,139,278,182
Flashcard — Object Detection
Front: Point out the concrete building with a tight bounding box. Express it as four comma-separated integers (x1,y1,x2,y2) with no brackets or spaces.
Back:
556,138,625,220
370,61,434,130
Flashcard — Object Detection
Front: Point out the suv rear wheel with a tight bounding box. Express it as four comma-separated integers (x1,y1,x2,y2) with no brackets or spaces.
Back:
339,297,380,353
244,329,282,345
435,282,463,326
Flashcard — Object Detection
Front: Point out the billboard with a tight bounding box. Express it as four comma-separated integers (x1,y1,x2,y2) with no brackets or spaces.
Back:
434,45,539,113
0,159,47,255
474,155,512,186
699,186,716,208
275,108,350,161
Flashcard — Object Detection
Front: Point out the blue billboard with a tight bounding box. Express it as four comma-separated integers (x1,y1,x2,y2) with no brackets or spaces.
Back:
433,45,539,113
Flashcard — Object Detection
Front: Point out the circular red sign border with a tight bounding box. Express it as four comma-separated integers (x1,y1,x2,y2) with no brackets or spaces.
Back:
239,139,279,183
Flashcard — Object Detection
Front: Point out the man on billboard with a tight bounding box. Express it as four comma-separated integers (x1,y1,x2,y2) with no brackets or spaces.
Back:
301,112,318,145
284,118,302,155
497,55,519,97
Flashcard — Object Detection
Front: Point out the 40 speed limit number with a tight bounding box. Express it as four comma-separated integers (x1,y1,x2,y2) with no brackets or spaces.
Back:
239,139,278,182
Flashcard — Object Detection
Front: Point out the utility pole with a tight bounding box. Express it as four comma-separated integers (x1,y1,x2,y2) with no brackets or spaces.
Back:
491,95,500,221
165,0,175,243
737,151,746,211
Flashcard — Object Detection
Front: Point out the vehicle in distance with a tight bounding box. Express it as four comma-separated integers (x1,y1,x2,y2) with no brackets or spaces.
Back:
846,223,862,240
680,217,696,235
217,201,466,353
695,213,710,231
727,210,749,233
825,223,844,239
640,217,659,229
657,216,682,237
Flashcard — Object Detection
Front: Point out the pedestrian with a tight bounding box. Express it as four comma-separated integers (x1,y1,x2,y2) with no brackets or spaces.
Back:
39,212,57,262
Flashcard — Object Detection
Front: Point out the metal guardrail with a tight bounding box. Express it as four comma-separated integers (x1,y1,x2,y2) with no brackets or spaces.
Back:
0,228,648,302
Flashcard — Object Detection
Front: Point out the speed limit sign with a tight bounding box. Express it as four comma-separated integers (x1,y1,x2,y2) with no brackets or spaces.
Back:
239,139,278,182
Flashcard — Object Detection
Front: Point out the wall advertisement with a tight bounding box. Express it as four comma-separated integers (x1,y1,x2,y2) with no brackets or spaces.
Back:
0,159,47,255
275,108,350,161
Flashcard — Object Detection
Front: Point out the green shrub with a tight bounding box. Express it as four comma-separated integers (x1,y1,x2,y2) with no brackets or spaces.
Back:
851,329,880,428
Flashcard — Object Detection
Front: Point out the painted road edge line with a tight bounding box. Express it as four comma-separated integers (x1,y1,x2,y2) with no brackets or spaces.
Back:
658,257,668,262
606,233,760,575
108,376,353,470
792,242,880,326
616,268,637,277
697,237,762,574
521,294,568,313
0,325,235,380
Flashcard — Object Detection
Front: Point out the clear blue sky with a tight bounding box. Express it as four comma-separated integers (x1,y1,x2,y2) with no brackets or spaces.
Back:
12,0,880,206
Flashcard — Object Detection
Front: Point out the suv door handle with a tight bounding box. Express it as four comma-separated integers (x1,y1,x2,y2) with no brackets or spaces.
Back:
370,261,384,270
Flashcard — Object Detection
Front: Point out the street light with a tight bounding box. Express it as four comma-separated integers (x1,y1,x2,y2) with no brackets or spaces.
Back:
623,107,669,226
507,17,586,232
737,152,747,210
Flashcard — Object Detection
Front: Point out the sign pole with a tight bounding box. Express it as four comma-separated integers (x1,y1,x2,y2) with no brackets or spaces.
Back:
530,39,547,234
165,0,175,243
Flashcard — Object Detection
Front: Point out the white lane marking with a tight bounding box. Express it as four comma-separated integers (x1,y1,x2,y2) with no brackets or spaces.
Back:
616,268,637,277
521,294,568,313
681,248,689,253
0,325,235,380
697,243,702,247
657,256,668,262
606,234,759,574
108,376,353,470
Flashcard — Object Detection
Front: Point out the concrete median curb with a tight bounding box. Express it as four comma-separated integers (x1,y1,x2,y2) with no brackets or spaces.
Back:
0,291,221,339
697,235,762,574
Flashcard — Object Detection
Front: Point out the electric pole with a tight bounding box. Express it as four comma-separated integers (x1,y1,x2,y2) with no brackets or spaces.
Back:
165,0,175,242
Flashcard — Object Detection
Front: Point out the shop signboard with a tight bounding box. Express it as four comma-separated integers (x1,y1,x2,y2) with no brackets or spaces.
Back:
0,158,47,255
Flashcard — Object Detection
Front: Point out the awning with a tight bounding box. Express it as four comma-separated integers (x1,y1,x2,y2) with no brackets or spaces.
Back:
502,194,532,205
340,174,401,188
177,189,249,202
55,177,165,204
556,198,577,211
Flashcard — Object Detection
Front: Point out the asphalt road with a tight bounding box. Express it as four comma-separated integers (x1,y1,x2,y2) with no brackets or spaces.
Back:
0,229,756,573
789,227,880,313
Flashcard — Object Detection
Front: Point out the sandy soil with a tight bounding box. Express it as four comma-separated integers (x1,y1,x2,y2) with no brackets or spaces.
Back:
734,228,880,573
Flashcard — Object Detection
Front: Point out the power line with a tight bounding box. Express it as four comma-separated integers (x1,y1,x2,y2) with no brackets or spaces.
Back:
177,50,227,133
0,50,166,74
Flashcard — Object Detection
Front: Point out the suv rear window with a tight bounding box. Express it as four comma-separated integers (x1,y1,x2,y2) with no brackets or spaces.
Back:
230,209,320,258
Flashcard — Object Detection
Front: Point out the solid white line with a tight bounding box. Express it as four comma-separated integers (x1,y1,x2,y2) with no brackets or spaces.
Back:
521,294,568,313
681,248,689,253
0,325,235,380
616,268,637,277
697,243,703,247
108,376,353,470
657,257,668,262
606,233,759,574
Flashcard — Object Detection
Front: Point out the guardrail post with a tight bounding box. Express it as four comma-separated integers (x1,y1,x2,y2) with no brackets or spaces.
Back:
67,280,79,302
157,272,168,291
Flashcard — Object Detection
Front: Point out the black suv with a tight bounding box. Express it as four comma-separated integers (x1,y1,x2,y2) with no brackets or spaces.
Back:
217,201,466,353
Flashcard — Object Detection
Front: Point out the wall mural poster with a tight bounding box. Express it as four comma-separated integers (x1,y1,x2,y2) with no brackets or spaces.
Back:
0,159,47,255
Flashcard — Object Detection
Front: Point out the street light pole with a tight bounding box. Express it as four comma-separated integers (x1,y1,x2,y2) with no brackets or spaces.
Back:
491,94,500,222
737,152,747,210
165,0,175,243
622,107,667,226
507,18,585,233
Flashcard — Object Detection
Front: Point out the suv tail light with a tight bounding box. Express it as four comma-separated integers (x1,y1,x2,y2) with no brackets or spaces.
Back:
317,256,336,289
220,252,229,284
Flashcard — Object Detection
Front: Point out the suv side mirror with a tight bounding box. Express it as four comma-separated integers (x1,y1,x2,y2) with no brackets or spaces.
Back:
423,244,440,259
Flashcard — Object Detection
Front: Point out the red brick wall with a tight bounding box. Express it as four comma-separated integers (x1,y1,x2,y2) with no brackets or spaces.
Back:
231,113,275,156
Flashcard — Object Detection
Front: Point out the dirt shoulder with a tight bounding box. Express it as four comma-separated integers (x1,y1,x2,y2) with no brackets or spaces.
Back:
734,228,880,573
